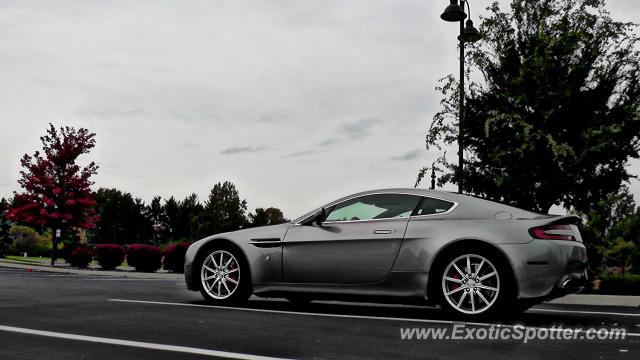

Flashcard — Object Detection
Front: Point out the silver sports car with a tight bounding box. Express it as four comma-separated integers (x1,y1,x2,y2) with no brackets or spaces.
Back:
184,188,588,319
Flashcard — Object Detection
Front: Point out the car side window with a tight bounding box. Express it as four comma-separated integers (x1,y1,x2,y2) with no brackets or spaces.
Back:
325,194,421,222
415,197,454,216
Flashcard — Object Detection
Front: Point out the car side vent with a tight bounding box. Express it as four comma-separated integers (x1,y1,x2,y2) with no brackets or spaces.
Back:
248,238,282,248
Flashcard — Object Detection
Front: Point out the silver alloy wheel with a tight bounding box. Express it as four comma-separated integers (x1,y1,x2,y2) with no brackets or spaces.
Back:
200,250,241,300
441,254,500,315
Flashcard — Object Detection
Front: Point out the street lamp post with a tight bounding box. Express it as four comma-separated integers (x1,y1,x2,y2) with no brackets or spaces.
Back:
440,0,481,194
430,161,437,190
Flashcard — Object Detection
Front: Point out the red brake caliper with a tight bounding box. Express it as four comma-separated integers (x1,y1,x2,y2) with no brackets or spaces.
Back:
452,273,460,290
228,261,238,281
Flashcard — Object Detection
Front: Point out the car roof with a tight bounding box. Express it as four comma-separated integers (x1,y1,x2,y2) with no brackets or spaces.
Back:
341,188,459,200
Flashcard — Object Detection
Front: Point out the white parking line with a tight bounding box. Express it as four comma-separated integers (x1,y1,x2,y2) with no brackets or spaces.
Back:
108,298,640,337
530,308,640,317
0,325,289,360
109,298,477,325
87,278,171,281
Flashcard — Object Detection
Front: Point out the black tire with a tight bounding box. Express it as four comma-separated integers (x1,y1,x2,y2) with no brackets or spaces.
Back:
432,247,516,320
196,243,251,305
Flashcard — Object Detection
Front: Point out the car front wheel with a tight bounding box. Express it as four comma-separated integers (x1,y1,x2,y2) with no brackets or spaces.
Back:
198,246,250,305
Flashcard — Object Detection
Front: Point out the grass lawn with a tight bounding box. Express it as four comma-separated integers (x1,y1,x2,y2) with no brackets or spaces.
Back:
3,255,132,269
4,255,48,265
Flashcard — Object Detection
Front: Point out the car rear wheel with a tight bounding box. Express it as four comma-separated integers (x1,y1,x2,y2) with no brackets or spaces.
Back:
198,246,250,305
436,249,514,319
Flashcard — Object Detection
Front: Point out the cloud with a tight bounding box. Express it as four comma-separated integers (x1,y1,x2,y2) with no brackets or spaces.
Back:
259,109,291,123
74,107,146,121
281,150,319,158
314,118,383,147
220,146,268,155
391,149,423,161
341,118,382,139
317,138,341,147
179,142,199,149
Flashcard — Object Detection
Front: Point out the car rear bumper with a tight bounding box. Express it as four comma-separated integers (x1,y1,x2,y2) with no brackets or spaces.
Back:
549,269,588,297
499,239,588,299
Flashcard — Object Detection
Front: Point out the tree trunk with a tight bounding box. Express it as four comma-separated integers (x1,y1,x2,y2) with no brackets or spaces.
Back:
51,228,58,266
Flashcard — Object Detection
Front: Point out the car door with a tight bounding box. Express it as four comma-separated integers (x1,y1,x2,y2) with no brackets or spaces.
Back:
282,193,422,284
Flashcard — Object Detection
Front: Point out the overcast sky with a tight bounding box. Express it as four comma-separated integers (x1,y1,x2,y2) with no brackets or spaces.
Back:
1,0,638,218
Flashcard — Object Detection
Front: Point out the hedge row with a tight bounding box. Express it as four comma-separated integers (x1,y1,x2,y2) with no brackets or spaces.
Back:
65,242,191,273
95,244,125,270
126,244,163,272
596,274,640,295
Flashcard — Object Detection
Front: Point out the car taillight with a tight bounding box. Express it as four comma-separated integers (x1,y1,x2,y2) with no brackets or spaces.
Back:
529,224,576,241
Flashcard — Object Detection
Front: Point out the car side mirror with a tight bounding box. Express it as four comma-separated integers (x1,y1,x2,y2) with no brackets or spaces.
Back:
304,208,327,226
315,208,327,226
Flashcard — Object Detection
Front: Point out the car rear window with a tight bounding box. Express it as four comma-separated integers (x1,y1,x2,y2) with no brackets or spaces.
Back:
414,197,455,216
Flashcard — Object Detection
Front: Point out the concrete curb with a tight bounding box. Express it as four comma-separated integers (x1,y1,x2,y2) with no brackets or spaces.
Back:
0,260,183,280
549,294,640,308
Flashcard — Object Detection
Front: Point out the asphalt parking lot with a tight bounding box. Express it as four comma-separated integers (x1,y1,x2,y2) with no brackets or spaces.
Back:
0,267,638,360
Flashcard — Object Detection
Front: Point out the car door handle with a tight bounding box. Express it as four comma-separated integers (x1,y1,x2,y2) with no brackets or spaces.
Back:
373,229,392,234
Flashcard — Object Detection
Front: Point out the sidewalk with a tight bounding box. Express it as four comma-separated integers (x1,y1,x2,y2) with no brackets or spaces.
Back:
549,294,640,307
0,258,183,280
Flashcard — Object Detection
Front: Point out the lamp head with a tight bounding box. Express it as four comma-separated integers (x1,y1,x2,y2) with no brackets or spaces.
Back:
440,0,467,22
458,19,482,42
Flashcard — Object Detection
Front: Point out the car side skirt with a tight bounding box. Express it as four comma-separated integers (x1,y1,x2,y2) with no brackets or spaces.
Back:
252,271,430,304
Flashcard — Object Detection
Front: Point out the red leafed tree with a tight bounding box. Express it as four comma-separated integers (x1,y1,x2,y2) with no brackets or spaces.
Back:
7,124,99,265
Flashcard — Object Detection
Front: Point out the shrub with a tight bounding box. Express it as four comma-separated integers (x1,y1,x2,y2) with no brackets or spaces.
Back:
0,218,13,258
163,242,191,273
10,225,40,255
60,242,74,261
8,226,60,257
35,232,55,257
0,237,10,258
95,244,125,270
66,246,94,268
127,244,163,272
597,274,640,295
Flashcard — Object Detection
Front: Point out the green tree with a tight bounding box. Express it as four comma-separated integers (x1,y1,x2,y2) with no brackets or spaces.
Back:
176,193,204,241
8,225,55,256
421,0,640,214
608,203,640,249
0,197,9,215
92,188,152,244
0,200,12,257
148,196,168,244
577,188,638,270
605,238,638,274
200,181,247,235
248,207,287,227
163,196,179,239
606,201,640,273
